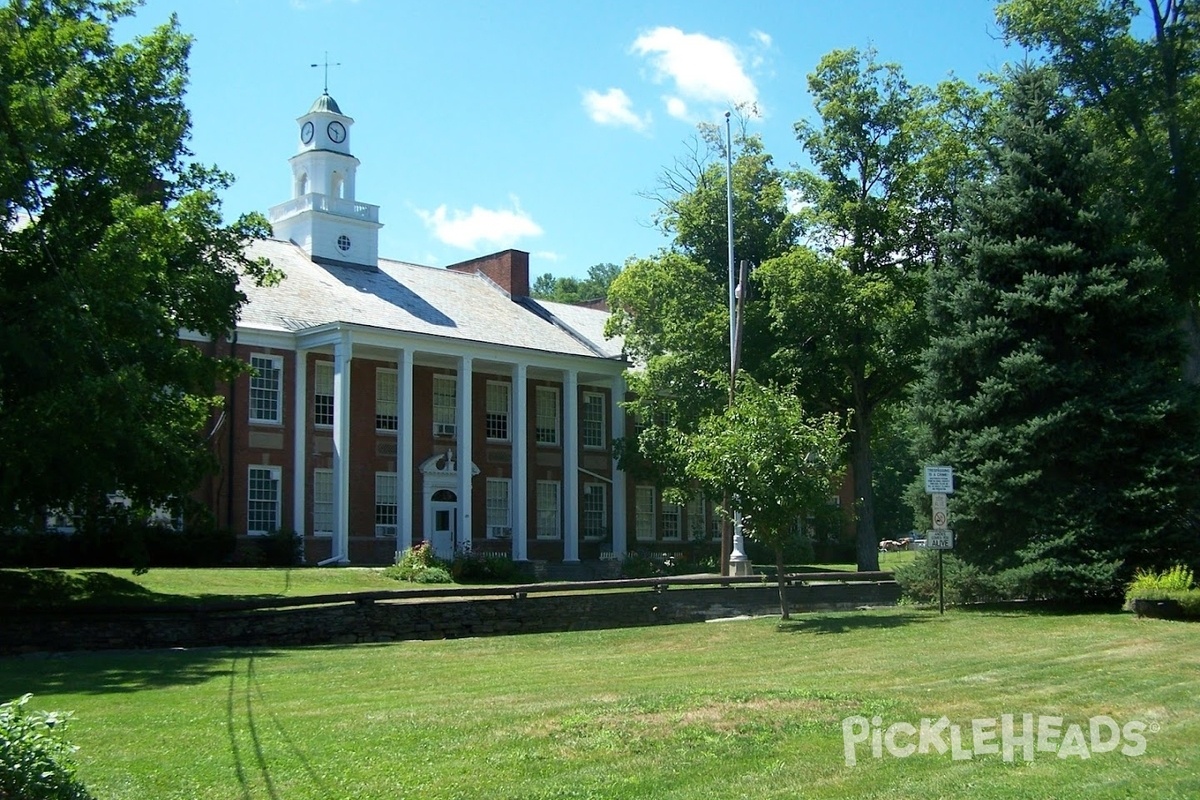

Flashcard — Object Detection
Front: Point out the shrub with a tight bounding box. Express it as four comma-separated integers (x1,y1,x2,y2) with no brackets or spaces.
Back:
384,543,453,584
0,694,94,800
1124,564,1200,618
894,550,1014,606
450,550,524,584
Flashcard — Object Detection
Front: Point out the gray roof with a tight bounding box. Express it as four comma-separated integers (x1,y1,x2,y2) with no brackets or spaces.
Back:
308,92,342,115
239,238,625,361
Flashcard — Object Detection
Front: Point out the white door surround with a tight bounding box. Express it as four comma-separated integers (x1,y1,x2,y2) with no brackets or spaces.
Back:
420,450,479,555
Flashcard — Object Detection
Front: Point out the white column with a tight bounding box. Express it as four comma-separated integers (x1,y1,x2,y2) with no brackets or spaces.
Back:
512,363,529,561
562,370,580,562
332,332,352,564
456,355,473,553
292,350,308,560
610,374,627,558
398,348,415,555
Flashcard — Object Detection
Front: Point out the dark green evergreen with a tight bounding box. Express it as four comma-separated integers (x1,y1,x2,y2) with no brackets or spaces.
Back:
914,66,1200,598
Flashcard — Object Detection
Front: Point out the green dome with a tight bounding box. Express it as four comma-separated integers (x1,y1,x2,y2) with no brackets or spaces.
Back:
308,92,342,115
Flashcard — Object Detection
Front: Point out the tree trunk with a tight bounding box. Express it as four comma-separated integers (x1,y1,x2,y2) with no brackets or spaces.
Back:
1181,300,1200,386
775,544,790,620
852,397,880,572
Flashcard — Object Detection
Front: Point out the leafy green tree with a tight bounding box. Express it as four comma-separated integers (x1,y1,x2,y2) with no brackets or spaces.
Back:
760,48,953,571
913,65,1200,599
686,377,845,618
0,1,275,529
530,262,620,304
997,0,1200,379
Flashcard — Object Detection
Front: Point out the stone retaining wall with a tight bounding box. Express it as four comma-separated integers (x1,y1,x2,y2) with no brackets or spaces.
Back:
1,582,900,655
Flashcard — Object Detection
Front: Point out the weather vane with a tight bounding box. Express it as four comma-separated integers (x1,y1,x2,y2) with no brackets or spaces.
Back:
311,52,340,94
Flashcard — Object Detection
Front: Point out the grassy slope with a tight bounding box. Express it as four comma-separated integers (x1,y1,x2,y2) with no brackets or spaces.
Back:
1,608,1196,799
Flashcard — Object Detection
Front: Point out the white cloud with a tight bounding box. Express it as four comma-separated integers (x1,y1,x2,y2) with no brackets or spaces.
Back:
664,96,689,121
416,197,543,251
632,27,759,112
533,250,561,262
582,87,650,131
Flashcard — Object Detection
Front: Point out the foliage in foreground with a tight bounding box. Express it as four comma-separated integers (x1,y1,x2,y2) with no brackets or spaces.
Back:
384,543,453,584
0,694,93,800
894,550,1016,606
0,0,277,530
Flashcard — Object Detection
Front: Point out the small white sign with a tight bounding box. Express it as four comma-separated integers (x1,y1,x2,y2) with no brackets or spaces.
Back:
932,510,949,529
931,493,948,515
927,530,954,550
925,466,954,494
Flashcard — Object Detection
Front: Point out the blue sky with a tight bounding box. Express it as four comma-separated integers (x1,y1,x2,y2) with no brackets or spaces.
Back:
122,0,1019,280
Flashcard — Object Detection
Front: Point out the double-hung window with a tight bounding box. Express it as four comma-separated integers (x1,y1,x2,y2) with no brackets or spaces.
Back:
662,502,682,541
582,483,607,540
536,480,561,540
635,486,656,541
247,466,281,534
433,375,457,437
535,386,560,445
486,478,512,539
314,361,334,427
486,381,511,441
313,468,333,536
375,472,398,537
376,369,398,431
249,354,282,424
582,391,606,449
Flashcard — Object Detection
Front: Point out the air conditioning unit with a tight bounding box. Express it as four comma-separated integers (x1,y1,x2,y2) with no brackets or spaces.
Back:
434,422,457,437
375,525,397,538
489,526,512,539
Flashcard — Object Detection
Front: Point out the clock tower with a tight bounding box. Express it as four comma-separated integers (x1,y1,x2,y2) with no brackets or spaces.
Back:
269,92,381,269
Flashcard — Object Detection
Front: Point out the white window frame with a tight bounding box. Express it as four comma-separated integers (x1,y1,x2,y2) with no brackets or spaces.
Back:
314,361,334,428
662,501,683,541
536,480,561,540
535,386,560,446
582,391,606,449
433,374,457,438
486,478,512,539
635,485,656,542
249,354,283,424
376,368,398,432
582,482,608,540
313,468,333,537
247,465,281,535
375,472,398,538
485,381,511,442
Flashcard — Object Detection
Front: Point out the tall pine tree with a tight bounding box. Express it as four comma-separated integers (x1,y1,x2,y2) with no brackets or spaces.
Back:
914,66,1200,598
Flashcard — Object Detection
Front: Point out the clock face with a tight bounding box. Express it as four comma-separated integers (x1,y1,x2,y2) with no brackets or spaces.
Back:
300,120,314,144
327,121,346,143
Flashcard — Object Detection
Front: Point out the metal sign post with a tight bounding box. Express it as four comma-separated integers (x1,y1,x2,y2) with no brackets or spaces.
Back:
924,466,955,615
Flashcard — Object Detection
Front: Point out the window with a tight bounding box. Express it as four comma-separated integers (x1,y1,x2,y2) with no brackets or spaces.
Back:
314,361,334,427
635,486,656,541
313,468,333,536
662,501,682,541
708,499,723,541
247,466,281,534
535,386,560,445
433,375,456,437
376,369,398,431
583,483,607,540
686,495,707,541
582,391,606,449
486,478,512,539
486,381,511,441
536,481,561,540
375,472,398,537
249,355,282,424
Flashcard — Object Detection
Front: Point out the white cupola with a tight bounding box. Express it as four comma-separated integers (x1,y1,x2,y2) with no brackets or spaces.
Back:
268,92,382,269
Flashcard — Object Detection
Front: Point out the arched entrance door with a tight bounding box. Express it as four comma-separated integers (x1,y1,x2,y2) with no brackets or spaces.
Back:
430,489,457,559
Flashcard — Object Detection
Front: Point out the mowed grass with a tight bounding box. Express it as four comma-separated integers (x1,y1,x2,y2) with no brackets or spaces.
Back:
0,566,404,609
2,608,1197,799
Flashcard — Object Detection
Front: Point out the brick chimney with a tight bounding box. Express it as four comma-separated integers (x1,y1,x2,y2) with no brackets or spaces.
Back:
446,249,530,298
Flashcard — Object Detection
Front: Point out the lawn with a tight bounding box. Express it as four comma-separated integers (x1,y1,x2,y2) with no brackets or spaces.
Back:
2,607,1196,799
